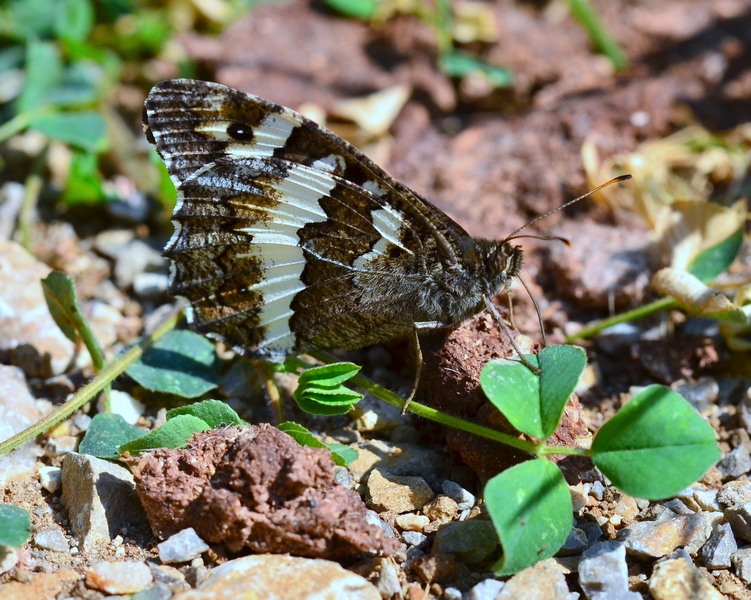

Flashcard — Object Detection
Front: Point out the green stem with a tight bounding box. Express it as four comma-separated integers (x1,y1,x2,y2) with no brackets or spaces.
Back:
565,296,679,342
0,112,31,144
0,310,180,456
433,0,453,55
566,0,628,70
259,363,284,425
538,444,589,457
307,350,587,457
75,302,110,411
18,145,49,251
75,307,106,374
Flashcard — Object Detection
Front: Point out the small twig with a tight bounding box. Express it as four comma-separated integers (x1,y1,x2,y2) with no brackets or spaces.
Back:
258,362,284,425
565,296,678,342
566,0,628,70
0,308,181,456
18,145,49,251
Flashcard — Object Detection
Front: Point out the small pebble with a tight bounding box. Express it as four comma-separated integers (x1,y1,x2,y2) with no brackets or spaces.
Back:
441,480,475,510
724,501,751,543
619,512,721,557
45,435,78,457
333,466,354,489
731,547,751,584
157,527,210,564
422,495,458,523
673,378,719,412
443,587,462,600
717,480,751,508
717,444,751,479
113,239,166,289
149,563,187,587
0,547,18,575
650,555,724,600
38,466,62,494
72,413,92,432
85,560,153,595
570,483,589,512
579,521,603,546
402,531,428,549
468,578,505,600
130,582,173,600
376,562,401,598
185,557,208,587
432,521,497,565
98,390,145,425
629,111,650,127
366,470,434,513
579,541,641,600
701,522,737,569
499,558,572,599
693,488,721,512
589,480,605,501
662,498,694,516
395,514,429,531
365,510,396,538
557,527,588,556
33,528,69,552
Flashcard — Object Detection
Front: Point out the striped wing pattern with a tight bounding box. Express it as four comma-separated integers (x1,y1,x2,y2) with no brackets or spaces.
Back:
143,79,481,360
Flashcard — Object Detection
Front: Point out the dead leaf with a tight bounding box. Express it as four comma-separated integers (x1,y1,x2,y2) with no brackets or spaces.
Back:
652,268,746,322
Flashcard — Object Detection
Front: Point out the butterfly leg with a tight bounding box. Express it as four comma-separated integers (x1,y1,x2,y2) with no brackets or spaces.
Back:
402,320,456,414
483,295,541,375
402,327,423,414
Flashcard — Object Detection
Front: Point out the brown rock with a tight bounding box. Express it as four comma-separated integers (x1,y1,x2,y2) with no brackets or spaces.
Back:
422,495,459,523
649,556,724,600
619,512,722,558
420,313,592,478
365,469,434,513
412,553,463,584
61,452,151,552
130,424,399,561
0,568,80,600
498,558,573,600
85,561,153,595
173,555,380,600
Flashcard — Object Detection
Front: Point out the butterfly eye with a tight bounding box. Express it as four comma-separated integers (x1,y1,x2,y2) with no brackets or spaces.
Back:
227,123,254,142
494,248,509,274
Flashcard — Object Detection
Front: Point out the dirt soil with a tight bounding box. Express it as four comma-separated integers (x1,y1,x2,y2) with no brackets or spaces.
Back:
3,0,751,598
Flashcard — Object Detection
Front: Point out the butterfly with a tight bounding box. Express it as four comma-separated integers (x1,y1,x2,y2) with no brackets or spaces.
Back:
143,79,627,366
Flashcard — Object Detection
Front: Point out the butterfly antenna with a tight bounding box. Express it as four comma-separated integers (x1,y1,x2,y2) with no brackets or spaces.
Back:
505,174,632,242
509,233,571,246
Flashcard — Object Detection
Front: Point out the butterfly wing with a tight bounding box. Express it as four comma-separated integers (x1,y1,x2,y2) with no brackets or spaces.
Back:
144,79,471,360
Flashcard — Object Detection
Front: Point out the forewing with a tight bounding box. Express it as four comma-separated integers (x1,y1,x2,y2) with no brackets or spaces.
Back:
143,79,469,244
143,79,454,359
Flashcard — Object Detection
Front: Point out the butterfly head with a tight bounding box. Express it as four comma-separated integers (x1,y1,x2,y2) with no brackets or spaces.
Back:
490,240,523,284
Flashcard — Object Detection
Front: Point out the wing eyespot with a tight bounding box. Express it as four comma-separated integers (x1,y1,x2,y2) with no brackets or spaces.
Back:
227,123,254,142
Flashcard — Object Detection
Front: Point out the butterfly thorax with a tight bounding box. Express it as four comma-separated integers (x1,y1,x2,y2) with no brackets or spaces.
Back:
417,238,523,326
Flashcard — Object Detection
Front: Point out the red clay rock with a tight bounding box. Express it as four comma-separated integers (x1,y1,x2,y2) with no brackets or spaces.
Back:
130,424,399,561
